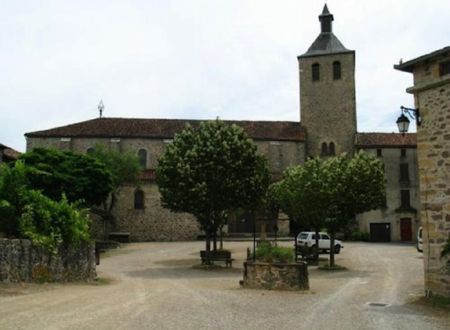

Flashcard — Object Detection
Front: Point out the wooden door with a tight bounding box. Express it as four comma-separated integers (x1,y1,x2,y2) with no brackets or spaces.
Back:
400,218,412,241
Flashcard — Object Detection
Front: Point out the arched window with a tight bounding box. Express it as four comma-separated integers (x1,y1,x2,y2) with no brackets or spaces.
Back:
134,189,144,209
86,147,95,155
329,142,335,156
138,149,147,168
333,61,341,80
321,142,328,156
312,63,320,81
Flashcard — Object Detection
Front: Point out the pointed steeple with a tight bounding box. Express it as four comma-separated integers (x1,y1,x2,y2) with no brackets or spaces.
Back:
299,5,352,58
319,4,334,33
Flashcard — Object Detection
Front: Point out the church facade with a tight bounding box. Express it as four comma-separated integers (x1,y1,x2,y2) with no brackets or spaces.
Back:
25,5,420,242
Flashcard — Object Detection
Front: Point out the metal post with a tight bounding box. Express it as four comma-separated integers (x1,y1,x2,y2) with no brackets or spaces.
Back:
253,214,256,262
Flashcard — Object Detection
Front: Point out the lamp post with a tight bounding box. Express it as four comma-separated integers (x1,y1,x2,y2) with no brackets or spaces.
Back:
396,106,421,135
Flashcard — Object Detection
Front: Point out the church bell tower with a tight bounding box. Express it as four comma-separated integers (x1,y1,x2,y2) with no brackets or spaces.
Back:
299,5,357,158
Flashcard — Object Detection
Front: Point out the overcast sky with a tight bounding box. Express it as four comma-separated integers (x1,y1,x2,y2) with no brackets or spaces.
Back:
1,0,449,151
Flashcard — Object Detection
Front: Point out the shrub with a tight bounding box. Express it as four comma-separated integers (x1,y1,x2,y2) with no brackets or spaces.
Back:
350,230,370,241
19,191,90,253
255,241,294,263
0,161,91,252
0,162,29,237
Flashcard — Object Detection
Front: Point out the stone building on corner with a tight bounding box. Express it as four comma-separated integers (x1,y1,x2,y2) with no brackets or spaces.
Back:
0,143,20,163
395,46,450,297
25,5,420,243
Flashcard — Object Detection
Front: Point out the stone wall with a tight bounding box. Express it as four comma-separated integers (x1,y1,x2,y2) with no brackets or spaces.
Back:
299,52,357,158
0,239,96,283
26,136,306,240
242,261,309,290
399,50,450,297
111,183,201,241
356,147,420,241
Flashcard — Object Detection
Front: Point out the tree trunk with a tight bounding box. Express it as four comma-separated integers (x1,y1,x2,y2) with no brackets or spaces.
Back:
314,228,320,263
219,226,223,250
329,231,336,267
205,230,211,264
213,230,217,251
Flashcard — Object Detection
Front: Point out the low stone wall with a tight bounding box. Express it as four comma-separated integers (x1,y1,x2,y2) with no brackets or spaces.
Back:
242,261,309,290
0,239,97,283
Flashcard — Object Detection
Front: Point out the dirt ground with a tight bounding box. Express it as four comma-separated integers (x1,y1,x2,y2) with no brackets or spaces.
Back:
1,241,449,330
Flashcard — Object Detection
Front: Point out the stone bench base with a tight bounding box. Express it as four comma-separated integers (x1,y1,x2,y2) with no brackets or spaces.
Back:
241,261,309,290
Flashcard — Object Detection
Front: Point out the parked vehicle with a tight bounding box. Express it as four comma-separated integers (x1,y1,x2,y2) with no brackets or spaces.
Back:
296,231,343,254
417,226,423,252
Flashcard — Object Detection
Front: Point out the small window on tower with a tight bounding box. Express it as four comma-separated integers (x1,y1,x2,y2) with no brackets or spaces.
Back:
329,142,335,156
333,61,341,80
321,142,328,156
377,149,382,157
401,148,406,157
312,63,320,81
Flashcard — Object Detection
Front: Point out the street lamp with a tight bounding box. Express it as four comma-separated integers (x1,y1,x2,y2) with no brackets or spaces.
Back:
396,106,421,135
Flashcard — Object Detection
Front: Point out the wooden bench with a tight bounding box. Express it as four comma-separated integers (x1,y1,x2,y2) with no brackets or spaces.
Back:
108,232,130,243
295,244,314,262
200,250,234,267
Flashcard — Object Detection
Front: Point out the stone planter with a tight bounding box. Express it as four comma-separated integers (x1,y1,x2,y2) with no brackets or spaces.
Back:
0,239,97,283
241,261,309,290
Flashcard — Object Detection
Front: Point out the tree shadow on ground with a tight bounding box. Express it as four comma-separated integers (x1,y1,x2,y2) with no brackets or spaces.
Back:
125,264,242,280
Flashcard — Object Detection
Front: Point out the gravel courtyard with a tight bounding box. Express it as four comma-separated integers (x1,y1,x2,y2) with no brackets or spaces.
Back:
0,241,449,330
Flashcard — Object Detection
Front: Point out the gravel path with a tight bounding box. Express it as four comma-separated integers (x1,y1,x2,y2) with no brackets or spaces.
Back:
0,241,449,330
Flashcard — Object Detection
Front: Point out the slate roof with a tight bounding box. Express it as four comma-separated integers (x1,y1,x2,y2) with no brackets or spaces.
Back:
299,33,353,58
299,5,353,58
25,117,306,142
394,46,450,73
0,143,21,160
355,133,417,148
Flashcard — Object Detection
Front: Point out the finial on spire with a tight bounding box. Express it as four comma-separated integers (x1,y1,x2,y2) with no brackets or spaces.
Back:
319,4,334,33
98,100,104,118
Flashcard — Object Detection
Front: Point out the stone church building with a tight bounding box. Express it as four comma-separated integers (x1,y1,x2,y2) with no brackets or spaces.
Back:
25,5,420,242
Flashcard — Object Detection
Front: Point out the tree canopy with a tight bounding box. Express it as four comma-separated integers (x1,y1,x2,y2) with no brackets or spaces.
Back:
277,152,386,266
20,148,113,206
0,161,91,252
88,145,141,213
156,120,270,253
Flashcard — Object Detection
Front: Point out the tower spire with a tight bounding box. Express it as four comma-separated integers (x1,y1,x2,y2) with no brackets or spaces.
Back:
319,4,334,33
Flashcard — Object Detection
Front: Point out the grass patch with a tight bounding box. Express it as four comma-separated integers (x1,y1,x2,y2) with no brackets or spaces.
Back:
318,264,347,271
92,277,115,286
413,295,450,310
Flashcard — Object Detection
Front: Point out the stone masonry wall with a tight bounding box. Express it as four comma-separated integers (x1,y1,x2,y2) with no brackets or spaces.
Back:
26,136,305,241
356,147,420,241
111,183,201,241
299,52,357,158
0,239,96,283
410,60,450,297
242,261,309,290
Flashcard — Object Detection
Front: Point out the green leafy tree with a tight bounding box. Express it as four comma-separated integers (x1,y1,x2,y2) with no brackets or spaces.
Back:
19,148,113,206
0,161,91,252
89,145,141,213
0,161,30,236
277,158,328,261
277,152,385,267
323,152,385,267
156,120,270,258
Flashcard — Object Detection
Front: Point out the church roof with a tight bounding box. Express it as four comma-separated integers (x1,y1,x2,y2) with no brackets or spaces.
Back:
355,133,417,148
25,117,306,142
